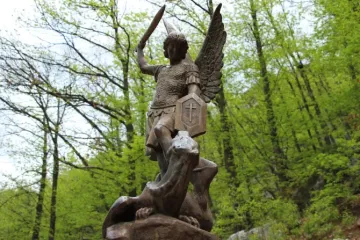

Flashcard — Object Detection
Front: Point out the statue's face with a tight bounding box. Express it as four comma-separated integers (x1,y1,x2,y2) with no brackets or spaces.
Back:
164,41,182,62
165,41,181,62
163,35,188,63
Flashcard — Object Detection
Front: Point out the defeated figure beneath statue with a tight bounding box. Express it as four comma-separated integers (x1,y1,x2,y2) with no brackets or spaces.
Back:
102,131,218,238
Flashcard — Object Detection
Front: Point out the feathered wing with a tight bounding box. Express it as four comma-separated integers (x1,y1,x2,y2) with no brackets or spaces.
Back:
195,4,227,103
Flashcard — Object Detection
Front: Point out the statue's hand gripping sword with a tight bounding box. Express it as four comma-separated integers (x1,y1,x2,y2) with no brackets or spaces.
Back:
137,5,166,49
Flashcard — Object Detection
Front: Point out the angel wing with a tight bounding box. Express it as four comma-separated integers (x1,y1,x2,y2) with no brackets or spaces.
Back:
195,4,227,103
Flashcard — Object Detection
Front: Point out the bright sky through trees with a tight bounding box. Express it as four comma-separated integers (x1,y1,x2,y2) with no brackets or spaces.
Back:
0,0,151,184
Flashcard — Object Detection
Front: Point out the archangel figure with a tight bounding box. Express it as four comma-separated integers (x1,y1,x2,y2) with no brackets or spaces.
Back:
137,4,226,179
102,4,226,238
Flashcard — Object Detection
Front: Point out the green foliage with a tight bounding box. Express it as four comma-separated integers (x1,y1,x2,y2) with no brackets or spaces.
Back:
2,0,360,239
0,189,38,239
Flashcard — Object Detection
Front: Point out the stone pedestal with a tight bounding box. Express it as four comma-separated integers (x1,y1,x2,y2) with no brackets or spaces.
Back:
105,214,220,240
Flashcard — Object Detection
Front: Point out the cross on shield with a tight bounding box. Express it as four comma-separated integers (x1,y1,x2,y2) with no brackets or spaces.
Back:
185,102,197,123
175,93,207,137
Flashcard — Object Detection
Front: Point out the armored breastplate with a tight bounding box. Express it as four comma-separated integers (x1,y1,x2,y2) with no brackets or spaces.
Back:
151,64,188,108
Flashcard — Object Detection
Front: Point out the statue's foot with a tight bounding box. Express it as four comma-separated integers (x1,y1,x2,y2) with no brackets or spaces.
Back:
136,207,154,220
179,215,200,228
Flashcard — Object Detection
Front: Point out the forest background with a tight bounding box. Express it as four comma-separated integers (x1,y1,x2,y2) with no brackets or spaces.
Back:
0,0,360,239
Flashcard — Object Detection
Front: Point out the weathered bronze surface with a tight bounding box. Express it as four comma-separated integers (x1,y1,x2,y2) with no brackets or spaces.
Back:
103,3,226,239
106,215,220,240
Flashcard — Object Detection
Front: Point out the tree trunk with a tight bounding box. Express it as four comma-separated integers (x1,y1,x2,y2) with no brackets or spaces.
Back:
48,127,59,240
216,88,236,180
111,0,136,196
208,0,236,181
265,6,320,151
250,0,287,182
277,86,302,153
48,100,63,240
31,120,48,240
121,58,136,197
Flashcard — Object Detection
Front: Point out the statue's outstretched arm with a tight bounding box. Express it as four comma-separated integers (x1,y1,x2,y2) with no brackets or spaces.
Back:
136,5,165,76
137,45,158,76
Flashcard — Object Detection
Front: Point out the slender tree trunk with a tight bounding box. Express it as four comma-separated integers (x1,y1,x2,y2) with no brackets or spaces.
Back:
48,127,59,240
48,100,63,240
121,55,136,197
277,86,302,153
207,0,236,181
282,1,335,146
111,0,136,196
297,64,336,145
122,59,135,143
216,88,236,180
250,0,287,182
111,0,135,144
265,7,321,150
139,77,146,137
31,121,48,240
349,63,357,81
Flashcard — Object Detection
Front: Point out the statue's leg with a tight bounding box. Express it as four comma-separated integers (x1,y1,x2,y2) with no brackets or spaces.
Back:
156,151,167,178
178,158,218,231
154,124,172,160
146,131,199,218
192,158,218,189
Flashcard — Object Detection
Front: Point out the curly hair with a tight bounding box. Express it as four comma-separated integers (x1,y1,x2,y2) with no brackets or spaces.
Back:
163,32,189,60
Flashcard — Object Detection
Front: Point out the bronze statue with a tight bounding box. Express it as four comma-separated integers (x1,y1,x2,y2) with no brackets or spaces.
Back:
103,4,226,239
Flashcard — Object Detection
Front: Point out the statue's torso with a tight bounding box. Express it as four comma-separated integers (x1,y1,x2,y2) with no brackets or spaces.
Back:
151,63,188,109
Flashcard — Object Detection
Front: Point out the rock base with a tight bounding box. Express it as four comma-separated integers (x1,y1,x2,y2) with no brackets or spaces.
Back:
105,214,220,240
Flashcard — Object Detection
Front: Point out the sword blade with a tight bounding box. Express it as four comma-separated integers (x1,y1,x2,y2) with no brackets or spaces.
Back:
139,5,166,45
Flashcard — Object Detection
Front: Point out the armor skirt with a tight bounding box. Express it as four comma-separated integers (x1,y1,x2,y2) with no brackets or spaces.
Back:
145,106,176,160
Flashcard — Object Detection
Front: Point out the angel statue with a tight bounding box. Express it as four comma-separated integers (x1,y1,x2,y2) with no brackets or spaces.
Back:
102,4,226,239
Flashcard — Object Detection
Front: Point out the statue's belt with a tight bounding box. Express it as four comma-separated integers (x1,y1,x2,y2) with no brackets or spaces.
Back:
147,106,176,117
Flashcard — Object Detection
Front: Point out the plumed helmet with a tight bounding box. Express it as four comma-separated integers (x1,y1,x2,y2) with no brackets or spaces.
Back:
167,31,187,42
163,19,188,60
